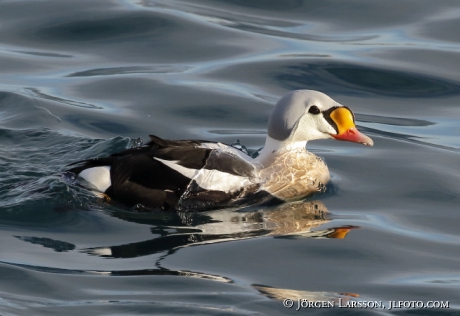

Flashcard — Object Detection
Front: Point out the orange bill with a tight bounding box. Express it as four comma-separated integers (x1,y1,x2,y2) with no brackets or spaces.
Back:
329,107,373,146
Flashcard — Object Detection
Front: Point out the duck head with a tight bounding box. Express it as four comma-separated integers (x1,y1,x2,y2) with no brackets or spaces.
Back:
256,90,373,166
267,90,373,146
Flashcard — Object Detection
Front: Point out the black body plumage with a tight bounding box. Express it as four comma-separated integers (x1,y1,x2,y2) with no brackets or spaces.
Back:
69,135,274,212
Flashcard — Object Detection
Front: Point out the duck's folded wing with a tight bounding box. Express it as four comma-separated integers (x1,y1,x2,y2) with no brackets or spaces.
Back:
176,149,266,212
69,134,271,211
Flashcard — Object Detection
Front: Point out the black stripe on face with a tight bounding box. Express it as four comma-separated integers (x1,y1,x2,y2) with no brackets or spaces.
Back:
322,106,355,134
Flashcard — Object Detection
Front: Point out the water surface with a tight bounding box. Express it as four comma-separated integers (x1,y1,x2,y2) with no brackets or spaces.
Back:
0,0,459,315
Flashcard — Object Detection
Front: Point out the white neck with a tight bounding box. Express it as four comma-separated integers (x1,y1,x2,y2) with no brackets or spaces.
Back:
254,136,307,167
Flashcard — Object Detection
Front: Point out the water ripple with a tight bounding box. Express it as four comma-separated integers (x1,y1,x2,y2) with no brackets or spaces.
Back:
1,0,460,314
67,65,191,77
278,63,460,98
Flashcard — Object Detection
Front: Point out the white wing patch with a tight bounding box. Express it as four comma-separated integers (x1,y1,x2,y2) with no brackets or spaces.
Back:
154,156,254,193
78,166,111,192
193,168,253,192
154,158,197,179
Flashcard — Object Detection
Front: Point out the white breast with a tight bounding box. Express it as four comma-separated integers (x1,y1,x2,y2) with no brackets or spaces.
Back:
260,150,330,201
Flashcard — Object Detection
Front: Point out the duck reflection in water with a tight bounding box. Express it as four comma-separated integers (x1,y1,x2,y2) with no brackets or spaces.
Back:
84,200,356,259
253,284,359,307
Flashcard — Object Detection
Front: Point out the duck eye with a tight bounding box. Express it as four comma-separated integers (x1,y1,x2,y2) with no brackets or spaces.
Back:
308,105,320,114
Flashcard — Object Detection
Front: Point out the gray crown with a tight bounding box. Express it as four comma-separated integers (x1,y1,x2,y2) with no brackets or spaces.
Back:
267,90,315,141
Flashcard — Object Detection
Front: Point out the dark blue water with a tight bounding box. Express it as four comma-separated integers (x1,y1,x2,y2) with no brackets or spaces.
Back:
0,1,459,315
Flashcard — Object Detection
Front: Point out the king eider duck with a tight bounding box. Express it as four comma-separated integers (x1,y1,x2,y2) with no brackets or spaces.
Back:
69,90,373,212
